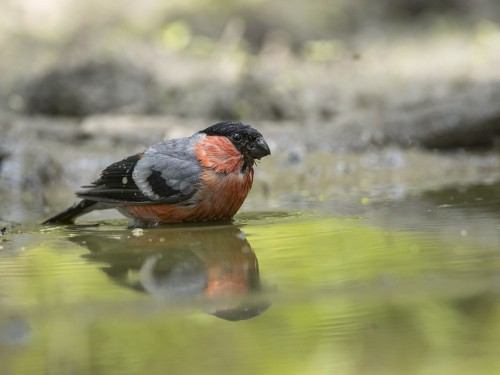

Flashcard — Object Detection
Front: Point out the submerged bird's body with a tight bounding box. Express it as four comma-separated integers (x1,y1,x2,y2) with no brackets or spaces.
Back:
43,122,270,226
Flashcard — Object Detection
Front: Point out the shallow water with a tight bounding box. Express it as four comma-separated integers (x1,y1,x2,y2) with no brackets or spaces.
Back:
1,184,500,375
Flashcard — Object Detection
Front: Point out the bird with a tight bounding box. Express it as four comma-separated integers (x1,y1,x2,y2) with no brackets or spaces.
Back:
42,122,271,226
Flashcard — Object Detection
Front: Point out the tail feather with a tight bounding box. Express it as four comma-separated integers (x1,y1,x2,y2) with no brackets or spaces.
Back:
42,200,97,225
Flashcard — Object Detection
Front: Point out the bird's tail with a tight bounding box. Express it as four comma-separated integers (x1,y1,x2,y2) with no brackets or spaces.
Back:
42,199,97,225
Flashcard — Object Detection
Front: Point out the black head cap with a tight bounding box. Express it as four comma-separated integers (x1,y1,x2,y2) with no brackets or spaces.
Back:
200,122,271,160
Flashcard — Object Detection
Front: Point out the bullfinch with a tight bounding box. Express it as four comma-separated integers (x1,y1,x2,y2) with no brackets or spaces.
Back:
42,122,271,226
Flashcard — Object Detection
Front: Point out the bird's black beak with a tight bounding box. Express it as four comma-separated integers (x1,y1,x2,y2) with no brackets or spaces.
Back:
250,137,271,159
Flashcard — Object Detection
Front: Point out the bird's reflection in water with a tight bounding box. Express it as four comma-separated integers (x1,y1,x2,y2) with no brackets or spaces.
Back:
70,223,271,321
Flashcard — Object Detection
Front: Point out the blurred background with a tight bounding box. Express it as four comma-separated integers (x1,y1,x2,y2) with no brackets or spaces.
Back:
1,0,500,142
0,0,499,219
2,0,500,220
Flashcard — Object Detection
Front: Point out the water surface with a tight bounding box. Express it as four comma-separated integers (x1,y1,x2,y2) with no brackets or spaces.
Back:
1,184,500,375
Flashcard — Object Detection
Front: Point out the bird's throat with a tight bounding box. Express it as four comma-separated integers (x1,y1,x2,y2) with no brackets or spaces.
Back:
195,135,250,174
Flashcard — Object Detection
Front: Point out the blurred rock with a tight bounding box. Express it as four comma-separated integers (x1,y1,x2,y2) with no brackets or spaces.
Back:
368,0,469,19
383,82,500,149
22,60,161,117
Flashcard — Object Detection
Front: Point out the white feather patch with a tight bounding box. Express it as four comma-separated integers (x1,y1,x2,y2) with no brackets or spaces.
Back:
132,166,160,200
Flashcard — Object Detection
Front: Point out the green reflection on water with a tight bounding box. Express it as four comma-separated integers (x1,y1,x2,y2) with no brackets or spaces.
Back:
1,214,500,375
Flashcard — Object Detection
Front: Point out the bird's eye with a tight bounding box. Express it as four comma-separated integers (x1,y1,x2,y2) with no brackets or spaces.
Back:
232,133,242,142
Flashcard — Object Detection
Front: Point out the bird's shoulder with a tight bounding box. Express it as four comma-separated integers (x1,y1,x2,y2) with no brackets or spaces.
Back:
133,134,204,199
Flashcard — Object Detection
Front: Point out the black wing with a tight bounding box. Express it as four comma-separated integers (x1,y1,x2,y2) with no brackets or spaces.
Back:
77,153,190,204
77,154,150,203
